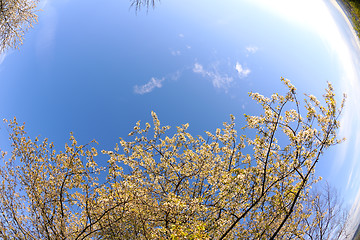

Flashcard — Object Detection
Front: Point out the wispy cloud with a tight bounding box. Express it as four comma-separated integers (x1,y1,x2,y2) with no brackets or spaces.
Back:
171,50,181,56
134,77,164,94
246,46,259,54
193,62,234,90
170,71,182,81
193,63,204,74
36,1,58,59
178,33,184,38
235,62,251,78
39,0,49,8
0,53,7,65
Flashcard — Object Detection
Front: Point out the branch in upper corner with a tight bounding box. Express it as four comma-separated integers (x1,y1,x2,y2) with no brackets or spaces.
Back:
130,0,160,12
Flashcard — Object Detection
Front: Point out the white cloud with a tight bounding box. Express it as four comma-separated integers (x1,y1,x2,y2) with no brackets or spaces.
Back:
212,74,233,89
235,62,251,78
246,46,258,54
0,53,7,65
193,63,204,73
193,62,233,90
170,71,181,81
39,0,49,8
178,33,184,38
36,1,57,59
171,50,181,56
134,77,164,94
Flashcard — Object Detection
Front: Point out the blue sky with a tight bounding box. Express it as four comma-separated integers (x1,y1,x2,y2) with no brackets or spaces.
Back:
1,0,360,230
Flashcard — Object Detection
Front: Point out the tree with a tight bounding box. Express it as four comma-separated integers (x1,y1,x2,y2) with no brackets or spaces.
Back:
0,0,158,53
0,0,39,53
0,78,346,239
130,0,160,12
339,0,360,38
302,182,351,240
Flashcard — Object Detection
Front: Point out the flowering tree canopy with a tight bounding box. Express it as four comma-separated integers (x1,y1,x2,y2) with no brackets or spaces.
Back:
0,0,39,52
0,79,348,239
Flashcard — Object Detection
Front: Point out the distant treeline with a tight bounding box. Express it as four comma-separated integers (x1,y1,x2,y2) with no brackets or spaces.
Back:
339,0,360,37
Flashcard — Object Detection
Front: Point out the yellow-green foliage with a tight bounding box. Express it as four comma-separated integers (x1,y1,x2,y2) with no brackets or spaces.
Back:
0,80,348,239
0,0,39,52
